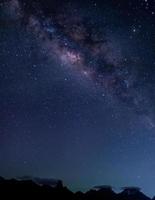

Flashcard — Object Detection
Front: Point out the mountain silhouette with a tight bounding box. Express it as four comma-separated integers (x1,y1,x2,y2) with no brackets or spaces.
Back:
0,176,152,200
117,187,150,200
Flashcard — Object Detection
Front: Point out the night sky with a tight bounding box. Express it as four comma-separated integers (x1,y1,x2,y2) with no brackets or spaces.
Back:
0,0,155,197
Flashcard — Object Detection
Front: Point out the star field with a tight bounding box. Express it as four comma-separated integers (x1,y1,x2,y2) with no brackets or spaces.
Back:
0,0,155,197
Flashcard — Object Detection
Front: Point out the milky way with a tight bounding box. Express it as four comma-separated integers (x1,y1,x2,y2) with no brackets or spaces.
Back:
2,0,153,128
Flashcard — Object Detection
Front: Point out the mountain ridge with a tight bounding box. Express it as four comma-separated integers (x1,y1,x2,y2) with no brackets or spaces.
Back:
0,176,154,200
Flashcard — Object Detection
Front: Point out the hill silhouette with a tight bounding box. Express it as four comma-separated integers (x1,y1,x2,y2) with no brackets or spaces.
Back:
0,177,153,200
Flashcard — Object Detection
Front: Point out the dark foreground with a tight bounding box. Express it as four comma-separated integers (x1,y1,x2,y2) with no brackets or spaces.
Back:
0,177,154,200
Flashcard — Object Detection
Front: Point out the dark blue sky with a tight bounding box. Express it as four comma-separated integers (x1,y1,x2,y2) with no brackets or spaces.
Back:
0,0,155,197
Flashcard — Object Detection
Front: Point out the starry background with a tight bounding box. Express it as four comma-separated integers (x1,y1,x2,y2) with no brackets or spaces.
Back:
0,0,155,197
